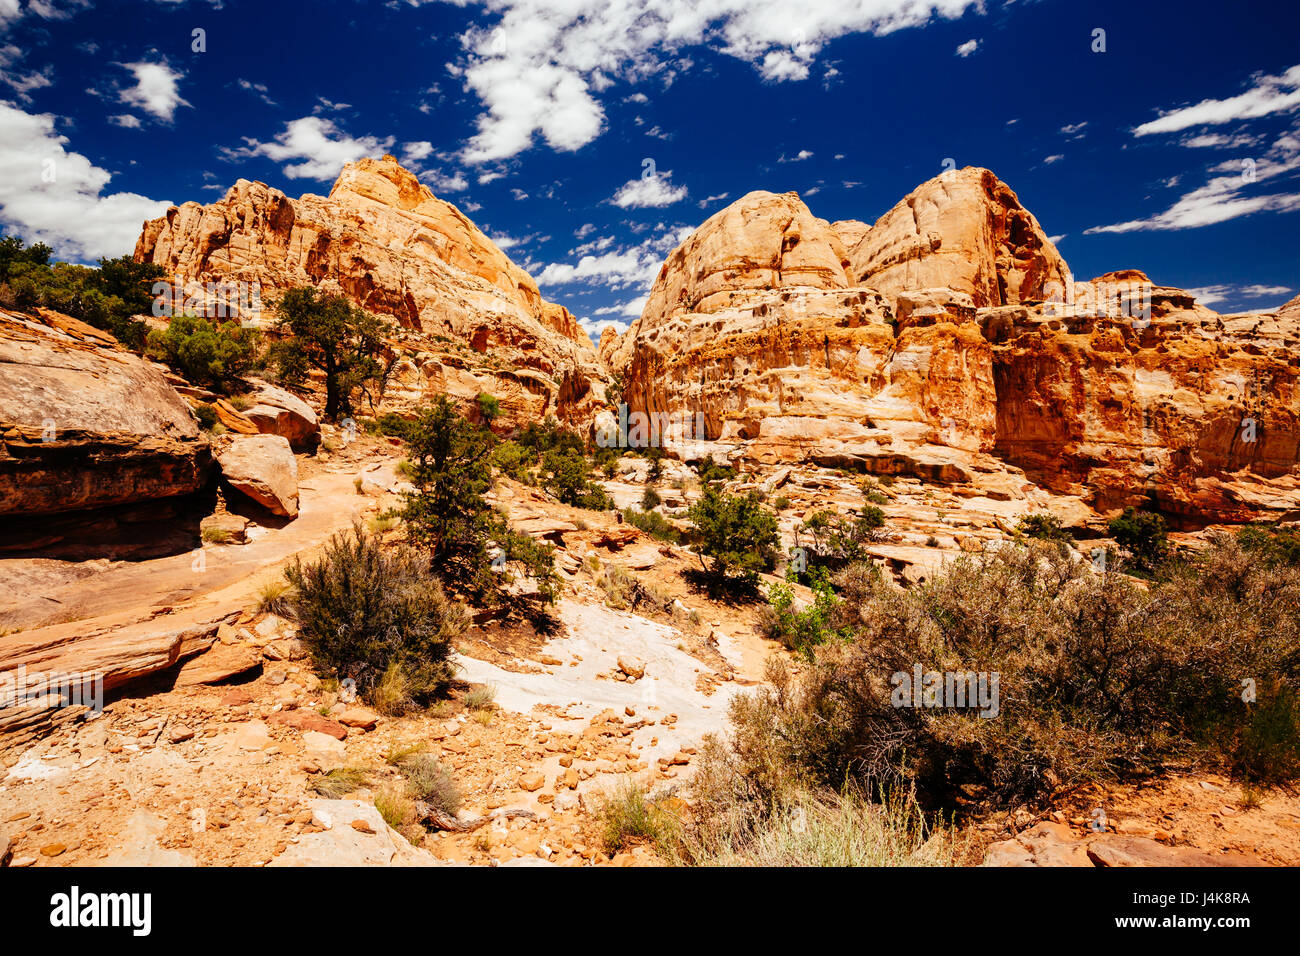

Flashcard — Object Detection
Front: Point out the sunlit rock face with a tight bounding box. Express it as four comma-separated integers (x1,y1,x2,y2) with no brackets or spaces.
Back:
135,155,606,426
607,172,1300,524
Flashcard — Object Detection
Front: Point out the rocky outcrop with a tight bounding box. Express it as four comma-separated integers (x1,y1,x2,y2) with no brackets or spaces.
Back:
241,379,319,450
610,190,999,479
0,309,214,558
847,166,1070,308
607,172,1300,524
134,156,606,426
218,434,299,518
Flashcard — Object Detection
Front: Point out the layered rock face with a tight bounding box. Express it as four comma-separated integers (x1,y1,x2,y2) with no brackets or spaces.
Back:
135,156,605,425
847,166,1070,308
611,189,1001,479
0,309,213,557
608,169,1300,524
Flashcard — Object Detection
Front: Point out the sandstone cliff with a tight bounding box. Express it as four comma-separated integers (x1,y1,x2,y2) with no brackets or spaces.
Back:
135,156,605,425
847,166,1070,308
607,170,1300,525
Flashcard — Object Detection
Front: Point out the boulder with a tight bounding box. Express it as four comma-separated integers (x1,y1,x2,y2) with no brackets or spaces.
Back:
241,379,319,450
0,308,214,557
218,434,299,517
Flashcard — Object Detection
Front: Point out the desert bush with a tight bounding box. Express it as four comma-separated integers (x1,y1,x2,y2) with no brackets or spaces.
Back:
256,578,293,617
285,525,465,708
694,454,736,485
624,507,681,543
597,564,671,613
1015,512,1069,542
464,684,496,710
762,566,852,657
694,534,1300,819
541,447,614,510
687,486,778,585
309,767,368,799
640,487,662,510
683,786,961,867
193,402,221,431
397,397,558,604
793,506,887,572
598,781,682,856
1237,523,1300,568
395,752,462,817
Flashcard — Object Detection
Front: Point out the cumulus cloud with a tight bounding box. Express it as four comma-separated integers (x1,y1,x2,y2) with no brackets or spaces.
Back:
0,101,170,260
1133,64,1300,137
537,224,693,291
609,170,687,208
954,38,979,57
228,116,394,180
447,0,983,162
117,61,189,122
107,113,141,128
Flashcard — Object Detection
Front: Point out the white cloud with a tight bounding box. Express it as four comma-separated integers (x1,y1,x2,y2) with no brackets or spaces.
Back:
1047,233,1066,244
0,101,170,260
609,170,686,208
1178,131,1263,149
779,149,813,162
1044,154,1064,164
1086,126,1300,234
698,191,729,209
107,113,141,129
0,44,52,102
537,225,693,291
401,140,434,162
1059,121,1087,138
954,38,979,57
117,61,189,122
1186,283,1292,306
237,78,276,107
448,0,983,162
230,116,394,181
1134,64,1300,137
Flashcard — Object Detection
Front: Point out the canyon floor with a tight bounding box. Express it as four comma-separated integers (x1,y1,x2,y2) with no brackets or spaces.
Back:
2,435,1297,868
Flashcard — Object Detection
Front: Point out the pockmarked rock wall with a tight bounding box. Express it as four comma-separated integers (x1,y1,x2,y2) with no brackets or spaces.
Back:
135,156,606,425
607,170,1300,524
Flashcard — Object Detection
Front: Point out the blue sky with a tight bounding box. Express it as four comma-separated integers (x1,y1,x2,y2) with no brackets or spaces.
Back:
1,0,1298,340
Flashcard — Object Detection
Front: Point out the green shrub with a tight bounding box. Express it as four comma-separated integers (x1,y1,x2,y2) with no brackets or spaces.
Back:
640,487,662,511
541,447,613,510
694,454,736,484
476,392,500,424
193,402,221,431
1015,512,1069,542
146,315,259,390
1237,524,1300,568
285,525,465,708
397,397,557,603
796,506,887,570
687,486,778,585
598,781,681,856
1108,506,1169,574
625,507,681,543
762,566,852,657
